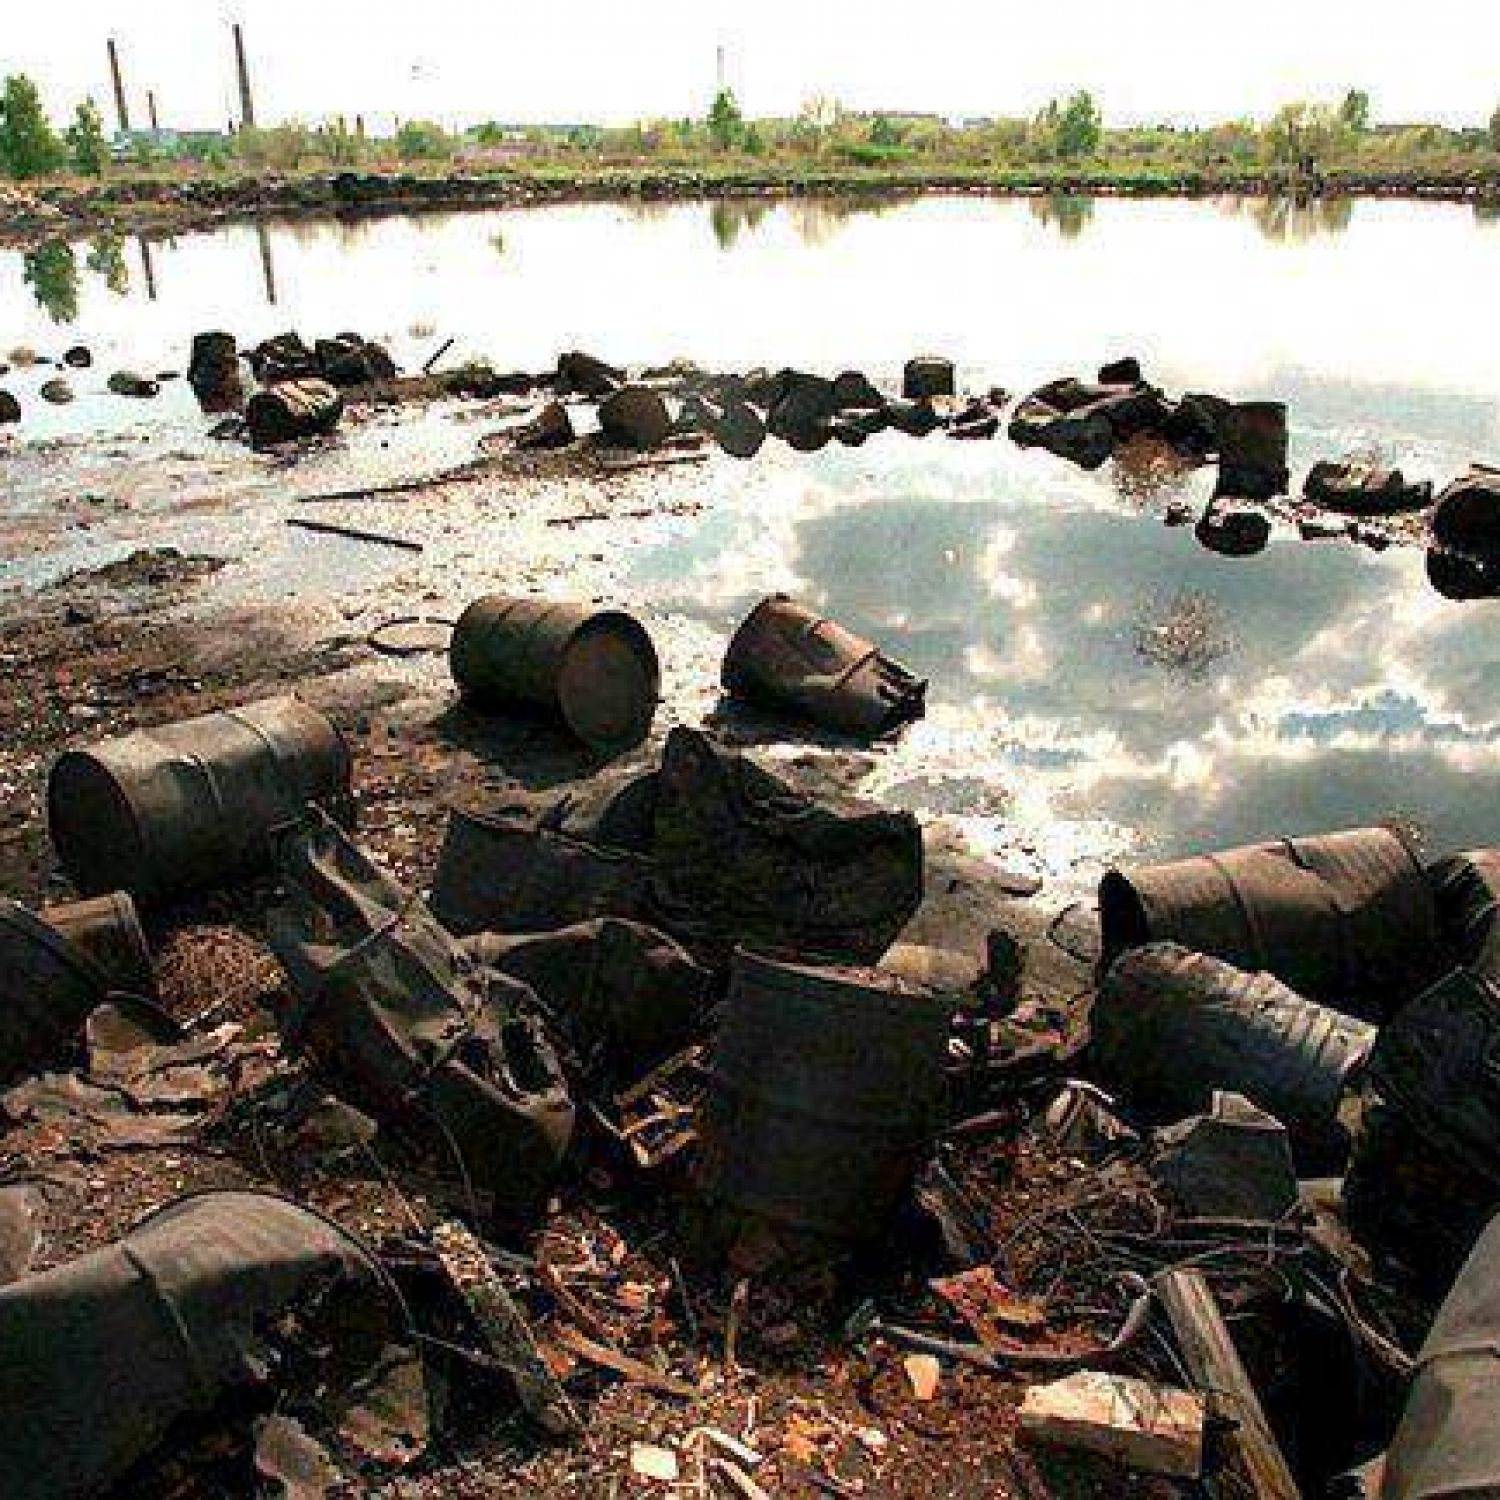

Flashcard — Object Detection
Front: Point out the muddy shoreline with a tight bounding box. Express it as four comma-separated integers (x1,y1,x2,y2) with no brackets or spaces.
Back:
4,163,1498,245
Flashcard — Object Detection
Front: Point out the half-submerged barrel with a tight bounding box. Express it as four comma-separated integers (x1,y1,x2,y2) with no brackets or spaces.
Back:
1213,401,1289,500
244,377,343,447
1098,826,1441,1020
1090,943,1374,1172
40,892,154,997
695,951,952,1258
48,696,353,905
0,901,109,1086
450,596,659,752
721,594,927,740
1428,847,1500,973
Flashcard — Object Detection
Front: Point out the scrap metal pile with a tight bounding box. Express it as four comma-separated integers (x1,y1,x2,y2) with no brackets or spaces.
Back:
4,585,1500,1499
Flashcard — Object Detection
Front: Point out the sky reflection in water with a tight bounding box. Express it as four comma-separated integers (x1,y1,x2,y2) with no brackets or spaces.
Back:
4,193,1499,875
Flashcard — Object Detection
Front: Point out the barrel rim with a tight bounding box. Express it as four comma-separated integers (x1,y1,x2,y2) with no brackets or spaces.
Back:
727,948,955,1032
0,897,112,993
47,747,148,899
720,592,795,692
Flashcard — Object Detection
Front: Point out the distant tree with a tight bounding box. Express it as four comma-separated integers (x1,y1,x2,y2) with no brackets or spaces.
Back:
1491,104,1500,152
0,75,65,179
394,119,453,162
1262,101,1345,173
1056,91,1103,157
1340,89,1372,133
707,88,743,151
66,98,109,176
741,121,765,156
1034,92,1101,159
868,114,904,150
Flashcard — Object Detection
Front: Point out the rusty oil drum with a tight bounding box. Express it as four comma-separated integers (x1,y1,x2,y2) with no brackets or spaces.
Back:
450,596,660,752
48,696,354,905
40,892,155,997
695,951,952,1251
1098,826,1442,1020
0,900,109,1086
721,594,927,739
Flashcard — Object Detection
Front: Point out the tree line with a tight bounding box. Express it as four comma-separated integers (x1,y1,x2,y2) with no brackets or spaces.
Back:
2,70,1498,182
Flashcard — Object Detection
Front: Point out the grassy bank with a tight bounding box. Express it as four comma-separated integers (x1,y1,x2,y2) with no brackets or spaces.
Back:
3,156,1498,246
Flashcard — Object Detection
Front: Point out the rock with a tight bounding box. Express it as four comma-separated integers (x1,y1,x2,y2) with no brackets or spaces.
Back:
556,349,624,398
106,371,160,399
513,400,575,451
40,378,74,405
8,348,40,367
903,356,955,400
598,385,673,451
1196,500,1271,557
831,369,883,409
711,400,767,460
62,345,92,369
1099,355,1143,385
903,1354,942,1402
1163,501,1194,527
1019,1372,1204,1479
245,378,344,447
884,397,942,438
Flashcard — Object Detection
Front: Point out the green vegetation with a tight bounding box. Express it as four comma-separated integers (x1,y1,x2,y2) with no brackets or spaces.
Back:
22,241,78,322
0,67,1495,201
65,99,108,176
0,75,65,179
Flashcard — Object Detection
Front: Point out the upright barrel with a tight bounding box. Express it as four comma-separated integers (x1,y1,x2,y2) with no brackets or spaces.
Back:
1089,942,1374,1171
1098,826,1441,1020
48,696,353,905
40,892,155,997
695,951,952,1254
450,596,659,752
0,900,109,1086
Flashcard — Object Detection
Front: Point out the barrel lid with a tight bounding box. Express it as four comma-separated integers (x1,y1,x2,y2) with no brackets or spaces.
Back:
556,615,660,751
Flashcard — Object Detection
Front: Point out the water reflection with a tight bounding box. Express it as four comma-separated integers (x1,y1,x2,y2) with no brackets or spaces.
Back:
628,454,1500,868
84,235,129,296
710,199,769,251
256,223,280,305
1028,194,1095,239
22,242,80,324
785,195,900,247
1226,194,1356,243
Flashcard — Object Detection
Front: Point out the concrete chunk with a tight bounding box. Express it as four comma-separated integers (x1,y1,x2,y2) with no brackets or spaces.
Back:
1019,1370,1204,1479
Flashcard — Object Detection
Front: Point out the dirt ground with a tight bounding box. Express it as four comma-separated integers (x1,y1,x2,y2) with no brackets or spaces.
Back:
0,411,1191,1499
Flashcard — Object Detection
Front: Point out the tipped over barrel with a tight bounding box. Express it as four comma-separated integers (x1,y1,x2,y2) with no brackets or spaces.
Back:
450,596,660,752
48,696,354,905
1099,826,1441,1020
1090,943,1374,1171
721,594,927,740
0,901,111,1086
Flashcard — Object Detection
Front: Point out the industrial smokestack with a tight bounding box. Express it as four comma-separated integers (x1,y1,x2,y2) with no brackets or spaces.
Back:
147,90,160,132
233,23,257,129
107,38,131,133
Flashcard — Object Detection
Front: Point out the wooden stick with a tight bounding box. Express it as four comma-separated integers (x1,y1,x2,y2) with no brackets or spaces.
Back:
431,1220,583,1440
285,517,424,552
1155,1268,1301,1500
422,335,457,374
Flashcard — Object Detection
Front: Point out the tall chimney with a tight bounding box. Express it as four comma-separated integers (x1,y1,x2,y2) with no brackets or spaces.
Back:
107,38,131,133
147,90,160,132
233,23,257,129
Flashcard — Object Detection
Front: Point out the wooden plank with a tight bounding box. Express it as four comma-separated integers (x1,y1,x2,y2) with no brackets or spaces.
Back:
1156,1268,1301,1500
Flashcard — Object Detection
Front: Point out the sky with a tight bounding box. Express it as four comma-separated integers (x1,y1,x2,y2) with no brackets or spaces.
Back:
5,0,1498,133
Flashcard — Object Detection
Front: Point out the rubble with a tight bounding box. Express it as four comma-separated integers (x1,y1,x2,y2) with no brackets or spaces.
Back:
1018,1370,1204,1478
